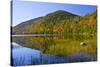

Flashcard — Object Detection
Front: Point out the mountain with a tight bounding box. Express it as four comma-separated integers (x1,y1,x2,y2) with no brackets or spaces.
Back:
44,10,79,21
42,10,79,27
12,10,97,34
12,17,43,34
14,17,43,28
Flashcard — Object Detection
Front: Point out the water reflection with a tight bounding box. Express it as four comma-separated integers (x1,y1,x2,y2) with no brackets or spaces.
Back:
11,42,41,66
11,34,97,66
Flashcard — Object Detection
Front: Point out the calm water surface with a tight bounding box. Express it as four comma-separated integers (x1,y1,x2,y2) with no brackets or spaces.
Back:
11,34,97,66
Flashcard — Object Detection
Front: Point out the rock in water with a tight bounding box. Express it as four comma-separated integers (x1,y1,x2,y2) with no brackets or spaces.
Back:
80,42,87,46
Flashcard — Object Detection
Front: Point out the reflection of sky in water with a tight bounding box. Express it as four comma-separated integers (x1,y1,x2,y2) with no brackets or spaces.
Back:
12,42,41,66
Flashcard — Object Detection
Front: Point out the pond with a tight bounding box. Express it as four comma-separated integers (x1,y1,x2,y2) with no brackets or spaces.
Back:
11,34,97,66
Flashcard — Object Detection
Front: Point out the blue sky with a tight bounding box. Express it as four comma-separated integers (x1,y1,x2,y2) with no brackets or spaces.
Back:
12,0,97,26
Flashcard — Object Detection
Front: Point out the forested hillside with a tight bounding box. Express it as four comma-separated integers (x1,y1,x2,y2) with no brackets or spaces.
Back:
12,10,97,36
